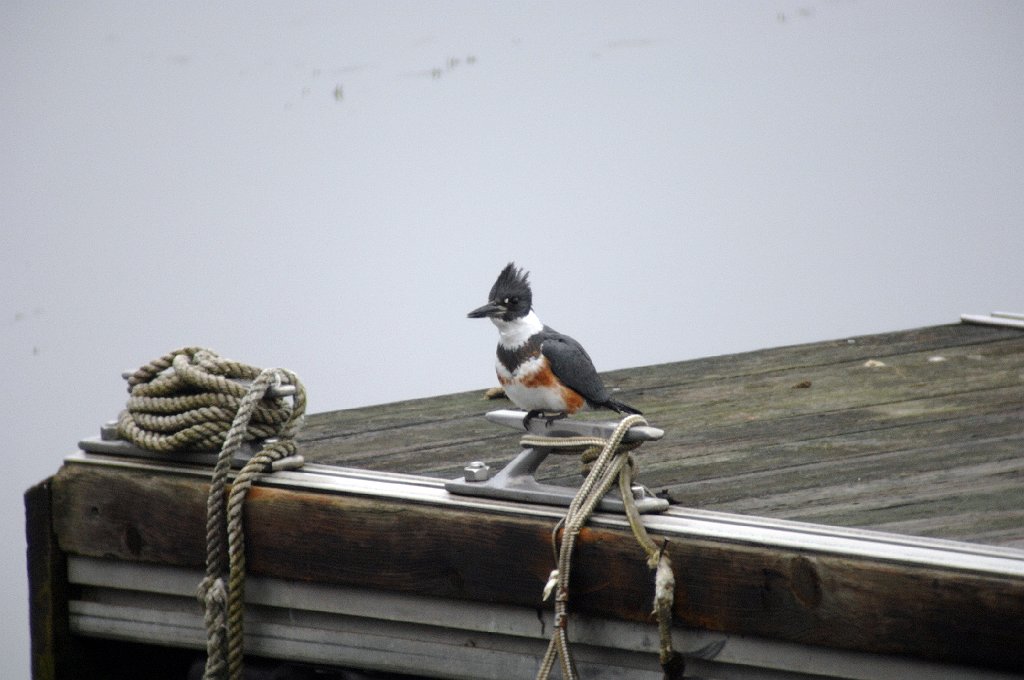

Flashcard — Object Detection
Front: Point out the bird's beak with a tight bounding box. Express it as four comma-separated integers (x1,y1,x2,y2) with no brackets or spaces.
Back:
467,302,504,319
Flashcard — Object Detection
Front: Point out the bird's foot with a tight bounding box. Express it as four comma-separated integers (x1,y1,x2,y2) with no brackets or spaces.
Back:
483,385,507,400
523,409,569,428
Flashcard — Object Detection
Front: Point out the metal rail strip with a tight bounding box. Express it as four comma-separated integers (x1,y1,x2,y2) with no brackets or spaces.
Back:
961,311,1024,329
67,556,1019,680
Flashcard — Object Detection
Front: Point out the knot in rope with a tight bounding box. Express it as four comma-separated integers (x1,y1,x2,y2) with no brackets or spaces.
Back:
118,348,307,680
197,576,229,678
531,414,683,680
520,430,643,477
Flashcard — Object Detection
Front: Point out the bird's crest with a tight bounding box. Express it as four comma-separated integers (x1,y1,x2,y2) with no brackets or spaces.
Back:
489,262,532,308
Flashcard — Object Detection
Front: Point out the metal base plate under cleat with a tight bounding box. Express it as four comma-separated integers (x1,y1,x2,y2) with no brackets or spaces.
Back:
78,422,302,472
446,409,670,514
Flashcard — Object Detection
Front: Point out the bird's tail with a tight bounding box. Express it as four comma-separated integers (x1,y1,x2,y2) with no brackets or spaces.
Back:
604,398,643,416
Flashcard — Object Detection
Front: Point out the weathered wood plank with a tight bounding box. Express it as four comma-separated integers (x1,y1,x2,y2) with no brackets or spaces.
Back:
606,322,1024,390
297,324,1005,438
50,464,1024,672
299,326,1024,468
294,324,1024,547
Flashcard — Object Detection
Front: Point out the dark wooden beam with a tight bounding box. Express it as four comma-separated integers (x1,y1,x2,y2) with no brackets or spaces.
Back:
25,479,83,680
26,480,65,680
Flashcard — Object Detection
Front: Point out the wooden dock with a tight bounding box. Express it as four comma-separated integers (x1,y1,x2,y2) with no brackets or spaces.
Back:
300,321,1024,547
26,322,1024,679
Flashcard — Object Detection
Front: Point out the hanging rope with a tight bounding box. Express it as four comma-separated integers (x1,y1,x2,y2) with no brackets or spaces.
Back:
117,347,307,680
523,415,684,680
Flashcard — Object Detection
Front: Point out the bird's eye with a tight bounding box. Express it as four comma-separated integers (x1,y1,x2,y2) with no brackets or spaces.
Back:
509,296,519,305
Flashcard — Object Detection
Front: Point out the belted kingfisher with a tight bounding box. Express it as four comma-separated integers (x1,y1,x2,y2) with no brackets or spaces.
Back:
468,263,642,421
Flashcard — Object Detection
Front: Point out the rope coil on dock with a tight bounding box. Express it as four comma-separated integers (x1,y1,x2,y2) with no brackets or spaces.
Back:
117,347,298,453
117,347,307,680
525,415,683,680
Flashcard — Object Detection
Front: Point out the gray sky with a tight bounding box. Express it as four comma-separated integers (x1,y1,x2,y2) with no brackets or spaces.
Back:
3,2,1023,676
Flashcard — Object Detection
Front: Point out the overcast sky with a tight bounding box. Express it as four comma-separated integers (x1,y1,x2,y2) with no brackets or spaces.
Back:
3,2,1023,676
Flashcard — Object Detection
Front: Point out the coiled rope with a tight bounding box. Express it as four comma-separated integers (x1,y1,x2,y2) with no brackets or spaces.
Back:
523,415,684,680
117,347,307,680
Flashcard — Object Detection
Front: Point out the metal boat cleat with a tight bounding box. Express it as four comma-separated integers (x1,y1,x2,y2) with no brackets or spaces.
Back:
445,409,670,514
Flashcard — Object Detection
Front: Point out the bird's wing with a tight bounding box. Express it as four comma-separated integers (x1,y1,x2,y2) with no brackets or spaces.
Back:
539,329,610,405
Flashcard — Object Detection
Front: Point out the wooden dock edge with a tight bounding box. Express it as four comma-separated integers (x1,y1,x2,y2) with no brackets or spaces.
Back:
45,460,1024,674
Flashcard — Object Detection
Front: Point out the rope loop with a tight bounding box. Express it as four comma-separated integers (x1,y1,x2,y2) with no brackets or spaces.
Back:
531,414,682,680
118,348,306,680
